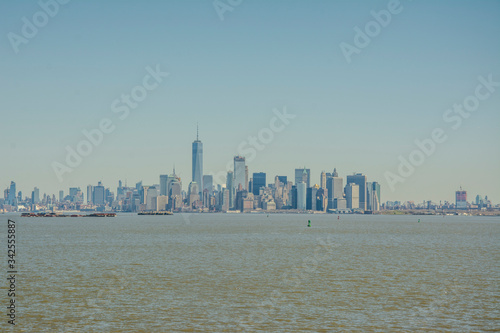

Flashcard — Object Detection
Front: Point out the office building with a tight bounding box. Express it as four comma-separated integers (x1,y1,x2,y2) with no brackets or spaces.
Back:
234,156,246,190
320,171,326,189
346,173,367,210
367,182,381,211
295,168,310,188
203,175,213,194
345,183,359,209
160,175,169,196
277,176,287,185
297,182,306,210
327,169,343,209
86,185,93,204
252,172,266,196
31,187,40,204
192,126,203,197
8,181,16,206
93,182,105,206
456,189,467,209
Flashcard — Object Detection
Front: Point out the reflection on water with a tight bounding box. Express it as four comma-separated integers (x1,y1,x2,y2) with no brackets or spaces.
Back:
5,214,500,332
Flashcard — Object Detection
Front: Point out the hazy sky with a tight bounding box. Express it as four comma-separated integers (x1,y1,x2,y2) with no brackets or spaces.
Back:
1,0,499,203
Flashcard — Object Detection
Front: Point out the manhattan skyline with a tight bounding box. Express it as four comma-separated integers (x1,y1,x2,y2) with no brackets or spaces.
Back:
1,0,499,203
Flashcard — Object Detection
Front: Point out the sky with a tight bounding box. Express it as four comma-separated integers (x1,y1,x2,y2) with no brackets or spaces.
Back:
0,0,499,204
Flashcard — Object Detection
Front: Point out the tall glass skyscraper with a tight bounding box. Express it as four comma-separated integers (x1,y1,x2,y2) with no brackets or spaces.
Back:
252,172,266,195
346,173,367,210
294,168,310,188
234,156,246,191
192,126,203,196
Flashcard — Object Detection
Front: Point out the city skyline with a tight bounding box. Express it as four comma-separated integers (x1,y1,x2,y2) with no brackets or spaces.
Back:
1,1,499,204
1,126,497,205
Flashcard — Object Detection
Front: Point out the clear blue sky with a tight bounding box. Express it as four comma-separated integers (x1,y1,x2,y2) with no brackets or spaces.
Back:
1,0,499,203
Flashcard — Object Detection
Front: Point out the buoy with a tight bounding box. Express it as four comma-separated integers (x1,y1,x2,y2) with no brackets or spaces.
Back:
307,220,311,227
338,216,340,220
418,219,420,223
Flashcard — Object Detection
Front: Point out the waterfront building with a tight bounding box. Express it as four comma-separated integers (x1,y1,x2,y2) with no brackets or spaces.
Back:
346,173,367,210
345,183,360,209
192,126,203,197
234,156,246,190
252,172,266,196
297,182,307,210
295,168,310,188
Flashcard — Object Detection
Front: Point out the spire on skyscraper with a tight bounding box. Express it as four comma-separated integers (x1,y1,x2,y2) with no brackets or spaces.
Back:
197,123,199,141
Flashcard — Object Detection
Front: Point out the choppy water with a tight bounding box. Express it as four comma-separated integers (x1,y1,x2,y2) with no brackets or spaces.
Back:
2,213,499,332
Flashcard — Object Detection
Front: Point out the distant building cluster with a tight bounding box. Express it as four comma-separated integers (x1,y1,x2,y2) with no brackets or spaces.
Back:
0,131,495,214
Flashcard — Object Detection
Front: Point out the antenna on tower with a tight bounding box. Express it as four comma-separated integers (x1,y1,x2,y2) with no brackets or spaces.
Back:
197,123,199,141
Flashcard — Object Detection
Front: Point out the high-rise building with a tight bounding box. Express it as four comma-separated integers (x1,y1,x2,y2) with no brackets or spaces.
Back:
59,190,64,202
160,175,169,196
307,185,320,210
222,188,230,212
297,182,307,210
456,189,467,209
226,171,234,209
203,175,213,194
146,186,159,210
346,173,367,210
320,171,327,189
234,156,246,190
93,182,105,205
31,187,40,204
188,182,200,206
327,169,343,209
252,172,266,196
367,182,381,211
87,185,93,204
245,166,249,192
345,183,359,209
192,126,203,197
8,181,16,206
295,168,310,188
277,176,287,185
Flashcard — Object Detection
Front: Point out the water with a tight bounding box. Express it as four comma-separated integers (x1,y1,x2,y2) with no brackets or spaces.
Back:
3,213,499,332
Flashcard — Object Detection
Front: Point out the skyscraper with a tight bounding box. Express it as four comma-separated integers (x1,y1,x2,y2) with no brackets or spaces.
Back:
93,182,105,205
8,181,16,206
87,185,93,204
252,172,266,196
346,173,367,210
297,182,307,210
320,171,326,189
203,175,213,194
456,189,467,209
294,168,310,188
327,169,343,209
277,176,287,185
234,156,246,190
367,182,381,211
226,171,234,209
160,175,169,196
345,183,360,209
32,187,40,204
192,126,203,197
